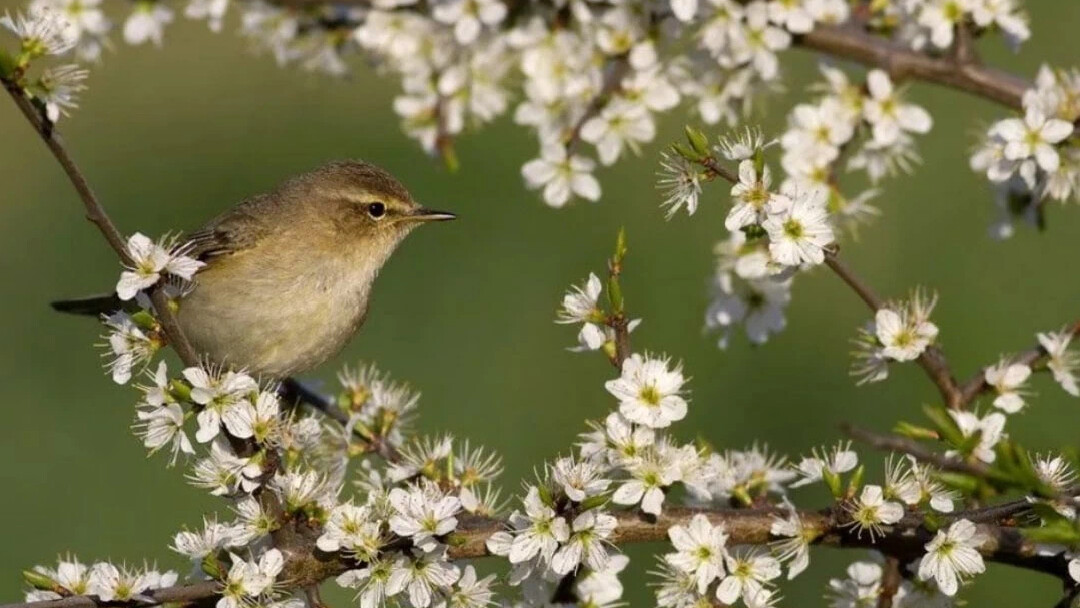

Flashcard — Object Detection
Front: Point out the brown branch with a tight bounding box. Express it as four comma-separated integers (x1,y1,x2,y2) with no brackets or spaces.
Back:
3,81,202,368
267,2,1029,110
4,581,220,608
797,23,1027,109
877,556,903,608
5,503,1069,608
3,82,131,263
956,319,1080,407
841,421,994,478
824,251,962,406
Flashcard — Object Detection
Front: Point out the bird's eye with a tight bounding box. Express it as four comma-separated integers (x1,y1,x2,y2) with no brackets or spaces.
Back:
367,202,386,219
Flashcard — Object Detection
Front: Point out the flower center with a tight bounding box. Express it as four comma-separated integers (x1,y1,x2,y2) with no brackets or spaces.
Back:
640,385,662,406
783,218,804,239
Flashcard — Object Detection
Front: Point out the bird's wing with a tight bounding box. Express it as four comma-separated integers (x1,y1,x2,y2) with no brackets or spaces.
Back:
185,196,273,262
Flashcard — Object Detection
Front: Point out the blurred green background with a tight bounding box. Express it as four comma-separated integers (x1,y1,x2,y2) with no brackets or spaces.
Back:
2,2,1079,605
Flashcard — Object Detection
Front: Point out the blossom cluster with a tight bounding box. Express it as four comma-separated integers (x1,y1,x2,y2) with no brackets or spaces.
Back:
657,63,936,350
25,557,178,605
0,4,88,122
0,0,1047,215
973,65,1079,237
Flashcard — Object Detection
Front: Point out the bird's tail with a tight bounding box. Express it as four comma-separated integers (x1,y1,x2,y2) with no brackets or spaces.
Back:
50,293,125,317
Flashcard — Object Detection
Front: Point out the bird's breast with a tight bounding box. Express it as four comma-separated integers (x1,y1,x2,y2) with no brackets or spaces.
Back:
175,246,377,378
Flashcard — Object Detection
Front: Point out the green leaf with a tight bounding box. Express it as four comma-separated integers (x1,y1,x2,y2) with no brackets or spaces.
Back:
200,555,223,580
823,468,843,498
169,379,192,403
922,404,963,446
22,570,57,591
684,125,710,157
894,421,939,441
846,464,865,498
671,142,703,162
934,471,981,494
578,493,611,512
1022,519,1080,545
613,227,628,264
0,49,17,81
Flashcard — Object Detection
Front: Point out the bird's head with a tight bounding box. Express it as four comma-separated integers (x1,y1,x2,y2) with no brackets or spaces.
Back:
286,160,456,261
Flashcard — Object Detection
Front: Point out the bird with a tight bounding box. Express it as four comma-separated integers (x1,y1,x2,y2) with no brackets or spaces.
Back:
52,160,455,378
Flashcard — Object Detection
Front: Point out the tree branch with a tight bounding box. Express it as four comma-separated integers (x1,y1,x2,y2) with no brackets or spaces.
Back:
840,422,995,479
2,81,202,367
956,319,1080,406
824,251,962,407
4,502,1068,608
796,23,1028,109
268,2,1029,110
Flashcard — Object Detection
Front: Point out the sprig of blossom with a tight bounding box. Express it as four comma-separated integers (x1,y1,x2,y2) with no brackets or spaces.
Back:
116,233,204,301
851,288,940,384
917,519,986,596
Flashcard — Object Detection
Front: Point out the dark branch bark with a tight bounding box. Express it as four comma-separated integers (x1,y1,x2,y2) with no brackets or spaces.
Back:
840,422,994,478
4,504,1068,608
797,24,1027,109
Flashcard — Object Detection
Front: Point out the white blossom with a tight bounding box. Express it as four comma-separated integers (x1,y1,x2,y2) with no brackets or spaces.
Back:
612,452,678,515
551,509,618,575
762,185,834,267
550,456,611,502
507,486,570,564
664,513,728,593
996,108,1074,173
844,484,904,540
116,233,204,301
122,1,174,46
318,502,384,561
521,144,601,208
171,517,235,561
1037,329,1080,396
948,410,1007,464
727,160,789,231
863,70,932,146
184,366,258,443
1,7,74,56
386,549,461,608
983,359,1031,413
580,98,656,166
34,63,88,123
605,353,688,429
917,519,986,596
790,441,858,488
103,312,158,384
389,483,462,552
217,549,284,608
715,548,781,606
769,507,813,579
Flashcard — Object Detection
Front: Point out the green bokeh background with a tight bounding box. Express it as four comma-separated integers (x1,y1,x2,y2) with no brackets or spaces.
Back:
2,3,1079,605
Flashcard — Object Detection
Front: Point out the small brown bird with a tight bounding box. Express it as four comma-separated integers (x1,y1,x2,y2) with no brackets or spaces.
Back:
53,160,455,378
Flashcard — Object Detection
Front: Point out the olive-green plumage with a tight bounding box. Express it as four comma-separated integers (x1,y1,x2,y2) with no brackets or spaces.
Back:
53,160,455,378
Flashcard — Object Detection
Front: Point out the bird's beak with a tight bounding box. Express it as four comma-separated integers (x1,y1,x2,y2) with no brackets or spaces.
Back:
408,207,457,222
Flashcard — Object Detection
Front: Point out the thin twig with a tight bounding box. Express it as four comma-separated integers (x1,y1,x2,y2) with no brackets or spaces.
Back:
824,251,961,406
955,319,1080,407
3,82,130,263
3,81,201,368
797,23,1028,109
840,422,994,478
